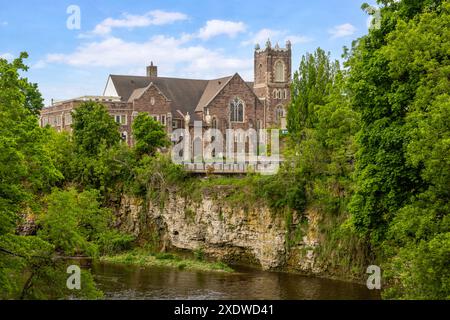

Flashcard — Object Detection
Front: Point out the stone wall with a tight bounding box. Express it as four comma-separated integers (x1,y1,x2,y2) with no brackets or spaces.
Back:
207,74,265,132
132,84,172,132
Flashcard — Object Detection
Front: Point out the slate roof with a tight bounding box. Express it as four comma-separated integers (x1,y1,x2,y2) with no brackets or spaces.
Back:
108,74,256,121
195,75,233,113
109,75,209,117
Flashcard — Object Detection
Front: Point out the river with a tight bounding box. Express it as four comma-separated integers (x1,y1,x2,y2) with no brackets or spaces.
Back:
92,262,381,300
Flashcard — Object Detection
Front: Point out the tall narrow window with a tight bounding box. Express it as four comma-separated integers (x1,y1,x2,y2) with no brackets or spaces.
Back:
230,97,244,122
276,106,285,121
212,117,217,129
161,115,166,126
274,60,285,82
259,63,263,83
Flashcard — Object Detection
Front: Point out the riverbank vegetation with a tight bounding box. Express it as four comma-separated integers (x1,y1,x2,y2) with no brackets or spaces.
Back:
101,250,234,273
0,0,449,300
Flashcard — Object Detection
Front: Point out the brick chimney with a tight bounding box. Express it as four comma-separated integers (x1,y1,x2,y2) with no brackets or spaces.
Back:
146,61,158,77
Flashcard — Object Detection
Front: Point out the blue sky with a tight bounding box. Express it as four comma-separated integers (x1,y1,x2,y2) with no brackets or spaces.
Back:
0,0,373,105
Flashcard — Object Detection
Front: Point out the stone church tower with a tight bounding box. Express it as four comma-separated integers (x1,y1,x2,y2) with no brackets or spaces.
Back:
253,39,292,129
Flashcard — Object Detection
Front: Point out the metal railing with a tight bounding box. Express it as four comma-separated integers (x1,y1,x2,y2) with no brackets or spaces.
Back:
183,158,283,174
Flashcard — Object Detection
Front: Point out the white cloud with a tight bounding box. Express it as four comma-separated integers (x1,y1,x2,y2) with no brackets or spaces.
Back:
83,10,188,37
1,21,7,26
242,28,284,46
32,60,47,69
198,20,246,40
44,35,252,80
328,23,357,39
0,53,14,60
242,28,313,47
286,35,313,45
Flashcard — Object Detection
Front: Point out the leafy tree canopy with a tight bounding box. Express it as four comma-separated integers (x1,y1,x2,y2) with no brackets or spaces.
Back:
132,112,169,157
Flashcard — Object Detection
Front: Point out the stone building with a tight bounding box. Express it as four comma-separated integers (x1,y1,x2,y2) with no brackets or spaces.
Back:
40,40,292,146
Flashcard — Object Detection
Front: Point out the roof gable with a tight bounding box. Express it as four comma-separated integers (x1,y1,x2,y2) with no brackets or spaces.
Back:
195,75,233,113
195,73,260,112
103,76,119,97
128,82,170,103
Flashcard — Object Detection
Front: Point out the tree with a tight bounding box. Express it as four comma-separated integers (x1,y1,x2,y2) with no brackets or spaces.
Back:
0,53,62,237
69,102,123,190
0,53,103,299
38,188,134,257
287,48,340,141
347,0,450,298
72,101,121,156
132,112,169,157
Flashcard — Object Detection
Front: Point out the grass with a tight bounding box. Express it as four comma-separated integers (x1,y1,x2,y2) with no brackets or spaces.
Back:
100,250,234,273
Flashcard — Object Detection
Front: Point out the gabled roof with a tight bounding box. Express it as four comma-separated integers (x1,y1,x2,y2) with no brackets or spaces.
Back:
127,86,148,102
107,73,256,120
195,75,233,113
108,75,209,116
195,74,261,113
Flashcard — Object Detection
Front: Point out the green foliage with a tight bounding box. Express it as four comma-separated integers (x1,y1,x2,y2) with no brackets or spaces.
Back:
132,112,169,157
0,53,87,299
194,247,205,261
287,48,340,140
0,53,63,236
1,3,449,299
65,102,133,193
284,49,360,258
38,188,134,257
0,52,44,116
96,230,135,256
346,1,450,299
128,153,187,202
102,249,234,273
72,101,121,156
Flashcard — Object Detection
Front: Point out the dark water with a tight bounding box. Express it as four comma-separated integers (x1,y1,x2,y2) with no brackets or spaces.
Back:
92,262,381,300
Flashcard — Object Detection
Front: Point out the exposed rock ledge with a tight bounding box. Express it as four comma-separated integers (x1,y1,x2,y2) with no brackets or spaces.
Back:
117,195,321,272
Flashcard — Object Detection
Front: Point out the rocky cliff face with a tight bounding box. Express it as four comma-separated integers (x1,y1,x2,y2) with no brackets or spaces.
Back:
117,194,322,272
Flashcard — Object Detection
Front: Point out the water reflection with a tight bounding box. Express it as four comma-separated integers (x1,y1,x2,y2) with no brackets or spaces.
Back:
92,263,381,300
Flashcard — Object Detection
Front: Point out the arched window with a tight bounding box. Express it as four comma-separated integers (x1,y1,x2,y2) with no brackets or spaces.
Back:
278,90,282,99
284,89,288,99
212,117,217,129
273,89,277,99
276,106,285,121
230,97,244,122
274,60,285,82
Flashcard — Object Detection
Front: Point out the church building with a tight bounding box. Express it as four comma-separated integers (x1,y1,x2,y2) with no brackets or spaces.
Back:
40,39,292,146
